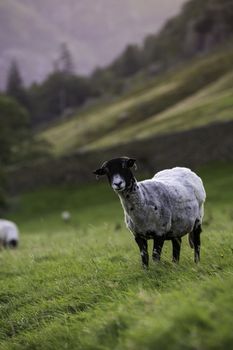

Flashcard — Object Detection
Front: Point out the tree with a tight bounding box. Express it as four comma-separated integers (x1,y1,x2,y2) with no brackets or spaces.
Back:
0,95,29,165
55,42,75,75
5,59,29,110
29,72,98,125
0,95,29,208
111,44,142,77
51,43,75,113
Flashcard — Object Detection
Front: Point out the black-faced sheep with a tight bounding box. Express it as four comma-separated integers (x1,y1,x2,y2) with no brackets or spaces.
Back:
94,157,206,268
0,219,19,249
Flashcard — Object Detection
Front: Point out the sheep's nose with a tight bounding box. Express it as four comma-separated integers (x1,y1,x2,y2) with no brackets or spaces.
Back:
112,175,125,191
114,181,123,188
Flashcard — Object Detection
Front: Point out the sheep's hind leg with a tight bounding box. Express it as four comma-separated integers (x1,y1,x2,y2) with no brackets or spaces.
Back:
135,236,149,268
172,237,182,263
193,222,202,263
152,236,164,262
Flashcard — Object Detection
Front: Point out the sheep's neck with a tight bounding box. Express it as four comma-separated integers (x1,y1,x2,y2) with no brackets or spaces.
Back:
118,180,144,214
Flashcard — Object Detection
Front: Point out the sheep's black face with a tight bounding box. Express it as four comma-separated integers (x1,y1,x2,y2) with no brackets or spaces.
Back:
6,239,18,249
93,157,136,193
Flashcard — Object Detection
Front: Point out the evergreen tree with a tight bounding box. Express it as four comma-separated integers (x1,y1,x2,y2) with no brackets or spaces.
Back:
0,95,29,165
0,94,30,208
5,59,29,110
111,44,142,78
52,43,75,113
120,45,142,77
58,42,75,75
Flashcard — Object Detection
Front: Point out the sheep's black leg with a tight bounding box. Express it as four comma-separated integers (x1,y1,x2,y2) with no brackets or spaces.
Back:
135,236,149,268
172,237,182,262
152,236,164,261
193,223,202,263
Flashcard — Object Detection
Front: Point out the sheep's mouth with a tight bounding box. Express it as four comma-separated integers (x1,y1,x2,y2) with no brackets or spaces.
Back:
112,185,126,192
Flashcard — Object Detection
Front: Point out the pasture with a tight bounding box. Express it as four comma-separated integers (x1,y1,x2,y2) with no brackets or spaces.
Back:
0,163,233,349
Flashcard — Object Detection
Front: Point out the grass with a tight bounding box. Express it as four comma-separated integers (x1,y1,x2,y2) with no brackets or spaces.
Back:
84,71,233,150
40,46,233,155
40,81,177,156
0,162,233,349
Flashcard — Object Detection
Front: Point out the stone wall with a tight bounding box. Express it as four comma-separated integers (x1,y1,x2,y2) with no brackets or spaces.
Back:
7,120,233,193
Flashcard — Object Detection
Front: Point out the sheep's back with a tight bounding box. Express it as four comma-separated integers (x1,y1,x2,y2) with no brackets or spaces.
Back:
153,167,206,205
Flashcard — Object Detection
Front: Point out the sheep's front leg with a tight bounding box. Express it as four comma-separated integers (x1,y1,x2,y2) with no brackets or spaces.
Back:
152,236,164,261
135,236,149,268
172,237,182,262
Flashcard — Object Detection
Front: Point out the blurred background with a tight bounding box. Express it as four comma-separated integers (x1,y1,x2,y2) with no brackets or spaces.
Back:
0,0,233,204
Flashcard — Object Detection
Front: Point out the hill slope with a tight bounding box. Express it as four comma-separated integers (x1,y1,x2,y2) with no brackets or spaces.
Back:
40,46,233,156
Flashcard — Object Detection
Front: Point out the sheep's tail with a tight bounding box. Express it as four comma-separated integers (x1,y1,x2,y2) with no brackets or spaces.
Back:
188,232,194,249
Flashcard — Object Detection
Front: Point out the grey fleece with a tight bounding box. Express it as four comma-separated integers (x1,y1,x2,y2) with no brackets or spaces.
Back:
119,167,206,239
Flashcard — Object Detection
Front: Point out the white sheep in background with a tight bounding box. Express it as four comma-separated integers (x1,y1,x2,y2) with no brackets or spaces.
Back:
94,157,206,268
0,219,19,249
61,211,71,222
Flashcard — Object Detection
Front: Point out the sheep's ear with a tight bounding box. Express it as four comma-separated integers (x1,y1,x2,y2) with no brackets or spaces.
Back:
93,168,106,180
126,158,137,169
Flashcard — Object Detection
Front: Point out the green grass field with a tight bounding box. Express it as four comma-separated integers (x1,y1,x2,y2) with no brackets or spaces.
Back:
1,163,233,349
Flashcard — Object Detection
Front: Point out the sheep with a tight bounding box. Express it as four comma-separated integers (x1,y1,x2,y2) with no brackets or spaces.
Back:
61,211,71,222
93,157,206,268
0,219,19,249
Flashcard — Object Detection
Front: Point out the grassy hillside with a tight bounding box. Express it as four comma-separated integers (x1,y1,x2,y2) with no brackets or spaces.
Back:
1,163,233,349
40,46,233,156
